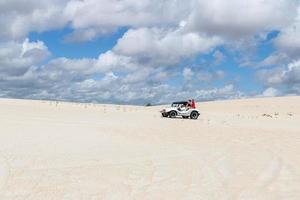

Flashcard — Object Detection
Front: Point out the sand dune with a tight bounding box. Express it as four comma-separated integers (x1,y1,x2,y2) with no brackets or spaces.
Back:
0,97,300,199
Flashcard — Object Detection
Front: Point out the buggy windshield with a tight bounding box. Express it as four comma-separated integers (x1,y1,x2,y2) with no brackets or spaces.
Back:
171,101,188,107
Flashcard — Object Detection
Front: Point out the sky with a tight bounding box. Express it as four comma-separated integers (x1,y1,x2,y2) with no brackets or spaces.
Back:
0,0,300,105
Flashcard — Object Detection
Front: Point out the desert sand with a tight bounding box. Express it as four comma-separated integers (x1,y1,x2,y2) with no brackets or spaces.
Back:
0,96,300,199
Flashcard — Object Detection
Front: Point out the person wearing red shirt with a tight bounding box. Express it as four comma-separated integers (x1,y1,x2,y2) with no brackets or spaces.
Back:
191,99,196,109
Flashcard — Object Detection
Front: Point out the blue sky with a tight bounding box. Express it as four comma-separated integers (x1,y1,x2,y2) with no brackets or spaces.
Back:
0,0,300,104
29,27,128,59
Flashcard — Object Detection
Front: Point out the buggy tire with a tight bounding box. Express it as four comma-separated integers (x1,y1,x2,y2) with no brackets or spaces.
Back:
169,111,177,118
190,111,199,120
162,113,168,117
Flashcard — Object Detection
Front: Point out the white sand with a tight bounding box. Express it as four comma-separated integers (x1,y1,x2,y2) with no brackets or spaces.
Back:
0,96,300,199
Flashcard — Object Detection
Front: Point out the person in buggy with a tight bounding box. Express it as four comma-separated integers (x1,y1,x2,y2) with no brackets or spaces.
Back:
187,99,196,109
178,102,188,111
178,99,196,111
191,99,196,108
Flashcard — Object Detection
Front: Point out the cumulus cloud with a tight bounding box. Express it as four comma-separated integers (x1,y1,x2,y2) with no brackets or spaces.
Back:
262,87,280,97
0,0,300,104
47,57,97,75
122,68,151,84
194,84,243,101
0,38,50,76
95,51,138,72
183,68,194,80
63,27,117,43
63,0,299,43
197,70,225,82
274,6,300,58
256,52,290,68
0,45,241,104
257,60,300,95
0,0,68,40
1,0,298,44
64,0,191,31
114,27,223,67
258,60,300,86
185,0,298,39
159,84,243,103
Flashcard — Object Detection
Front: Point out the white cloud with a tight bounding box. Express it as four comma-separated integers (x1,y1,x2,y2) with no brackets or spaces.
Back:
0,46,243,104
262,87,280,97
154,71,168,82
274,6,300,58
63,27,117,43
256,52,290,68
0,38,50,76
194,84,244,101
122,69,151,84
257,60,300,95
198,70,225,82
47,57,97,75
183,68,193,80
64,0,191,30
0,0,298,45
159,84,243,103
95,51,138,72
185,0,298,39
258,60,300,86
1,0,300,104
114,27,223,67
63,0,299,43
0,0,68,40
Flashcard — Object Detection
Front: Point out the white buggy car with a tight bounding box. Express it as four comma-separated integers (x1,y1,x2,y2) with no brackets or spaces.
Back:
160,101,200,119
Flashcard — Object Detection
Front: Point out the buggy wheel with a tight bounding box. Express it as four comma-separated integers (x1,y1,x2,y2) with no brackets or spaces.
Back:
162,113,168,117
169,111,177,118
190,111,199,119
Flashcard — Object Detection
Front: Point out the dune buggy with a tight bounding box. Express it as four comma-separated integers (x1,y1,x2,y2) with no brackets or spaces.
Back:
160,101,200,119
